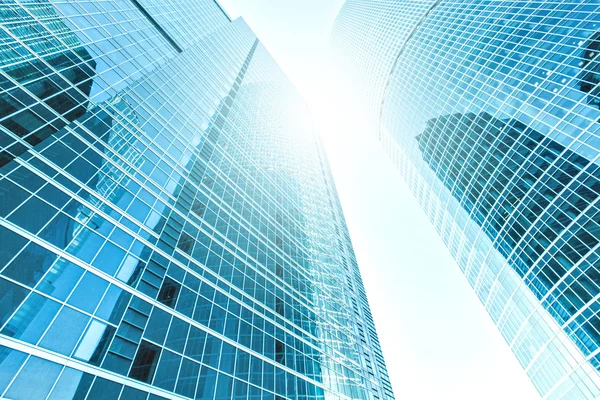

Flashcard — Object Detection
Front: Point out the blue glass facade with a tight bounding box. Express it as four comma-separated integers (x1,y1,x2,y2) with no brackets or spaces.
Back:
332,1,600,399
0,1,392,399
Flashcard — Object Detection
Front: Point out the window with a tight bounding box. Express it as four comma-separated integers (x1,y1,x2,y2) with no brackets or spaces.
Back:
129,340,161,383
177,232,194,254
157,277,180,308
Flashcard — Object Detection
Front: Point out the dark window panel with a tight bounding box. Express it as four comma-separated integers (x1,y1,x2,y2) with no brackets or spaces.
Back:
129,340,162,383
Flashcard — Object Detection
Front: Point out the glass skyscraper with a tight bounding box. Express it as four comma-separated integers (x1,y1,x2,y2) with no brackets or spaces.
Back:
332,1,600,399
0,1,393,399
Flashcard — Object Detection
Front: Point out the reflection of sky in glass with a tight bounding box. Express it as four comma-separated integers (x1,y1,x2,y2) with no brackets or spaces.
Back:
219,1,543,399
0,0,393,399
331,1,600,399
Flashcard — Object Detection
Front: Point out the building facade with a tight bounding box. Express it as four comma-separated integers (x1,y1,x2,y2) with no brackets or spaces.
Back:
0,1,393,399
331,1,600,399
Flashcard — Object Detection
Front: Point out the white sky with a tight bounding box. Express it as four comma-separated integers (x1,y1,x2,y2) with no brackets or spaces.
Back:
217,1,541,398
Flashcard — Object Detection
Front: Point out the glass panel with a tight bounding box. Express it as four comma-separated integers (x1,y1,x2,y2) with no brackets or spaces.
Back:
73,319,108,362
36,259,84,301
1,292,60,344
39,306,90,356
47,367,84,400
0,278,29,327
2,241,57,287
0,346,28,394
157,277,180,308
175,358,199,398
5,356,62,400
0,225,28,267
67,272,109,313
143,307,171,345
195,366,217,400
214,372,233,399
119,386,149,400
129,340,161,383
87,377,122,400
152,349,180,391
165,316,188,353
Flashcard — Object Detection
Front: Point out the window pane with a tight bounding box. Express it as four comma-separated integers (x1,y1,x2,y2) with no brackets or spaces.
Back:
143,307,171,345
152,349,180,391
87,377,122,400
5,356,62,399
39,306,89,356
129,340,161,383
47,367,84,400
174,358,199,397
0,346,28,393
0,278,29,327
67,272,108,313
1,292,60,344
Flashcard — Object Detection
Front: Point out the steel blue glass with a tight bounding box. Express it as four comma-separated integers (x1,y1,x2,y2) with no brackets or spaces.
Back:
0,1,393,399
332,1,600,399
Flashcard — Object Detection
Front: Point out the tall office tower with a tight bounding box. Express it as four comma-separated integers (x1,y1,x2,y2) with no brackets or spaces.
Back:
0,1,393,399
331,1,600,399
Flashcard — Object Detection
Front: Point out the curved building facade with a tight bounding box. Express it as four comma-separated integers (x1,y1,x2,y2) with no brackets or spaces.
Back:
332,1,600,399
0,1,392,399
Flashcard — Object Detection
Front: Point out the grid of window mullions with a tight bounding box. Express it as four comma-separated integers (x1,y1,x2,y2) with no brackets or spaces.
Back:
5,0,179,98
0,337,189,400
505,221,600,325
105,80,327,289
468,164,600,297
503,183,598,270
334,1,600,397
205,104,326,225
74,8,230,103
3,2,390,398
0,63,93,142
44,91,324,316
56,0,197,50
0,150,324,350
39,96,325,322
1,99,376,388
436,0,596,356
444,125,590,245
0,219,355,400
0,6,182,165
197,144,329,284
0,154,362,381
385,10,600,131
400,83,596,244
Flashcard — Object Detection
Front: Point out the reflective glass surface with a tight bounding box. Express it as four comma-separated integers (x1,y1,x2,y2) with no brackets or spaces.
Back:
332,1,600,399
0,1,392,399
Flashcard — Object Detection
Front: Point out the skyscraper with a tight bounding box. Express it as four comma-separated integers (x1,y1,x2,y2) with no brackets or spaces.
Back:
331,1,600,399
0,1,393,399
